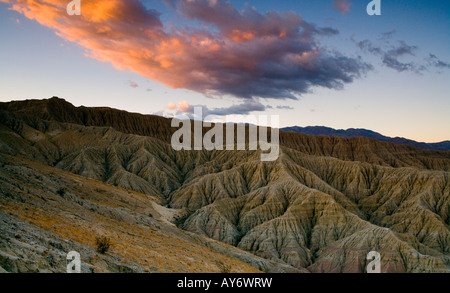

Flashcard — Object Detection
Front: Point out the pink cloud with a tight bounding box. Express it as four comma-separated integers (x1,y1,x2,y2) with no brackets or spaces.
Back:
128,80,139,88
2,0,369,100
178,100,191,112
166,102,177,110
333,0,352,14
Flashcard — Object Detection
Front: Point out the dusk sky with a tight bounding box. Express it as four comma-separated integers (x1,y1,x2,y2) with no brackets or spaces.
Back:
0,0,449,142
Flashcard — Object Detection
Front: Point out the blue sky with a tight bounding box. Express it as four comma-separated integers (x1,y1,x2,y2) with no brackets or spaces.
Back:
0,0,449,142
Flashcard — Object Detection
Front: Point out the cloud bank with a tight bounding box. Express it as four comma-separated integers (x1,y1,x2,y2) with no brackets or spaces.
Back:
2,0,371,101
165,99,269,117
355,32,450,74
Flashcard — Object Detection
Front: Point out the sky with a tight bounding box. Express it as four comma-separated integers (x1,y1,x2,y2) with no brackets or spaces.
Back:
0,0,449,142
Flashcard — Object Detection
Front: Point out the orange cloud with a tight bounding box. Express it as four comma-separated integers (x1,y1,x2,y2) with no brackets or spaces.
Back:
229,30,255,42
333,0,352,14
166,102,177,110
1,0,369,100
178,100,190,112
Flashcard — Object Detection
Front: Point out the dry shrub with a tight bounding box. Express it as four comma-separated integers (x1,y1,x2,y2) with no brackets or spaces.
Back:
216,260,232,273
95,236,112,254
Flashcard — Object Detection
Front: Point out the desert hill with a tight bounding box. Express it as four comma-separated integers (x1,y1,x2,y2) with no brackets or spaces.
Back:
0,97,448,273
1,97,449,170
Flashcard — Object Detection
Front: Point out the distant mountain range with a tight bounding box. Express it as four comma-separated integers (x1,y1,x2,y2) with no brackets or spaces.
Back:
282,126,450,151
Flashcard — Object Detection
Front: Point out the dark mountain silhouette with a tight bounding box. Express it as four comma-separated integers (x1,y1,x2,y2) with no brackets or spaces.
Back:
282,126,450,151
